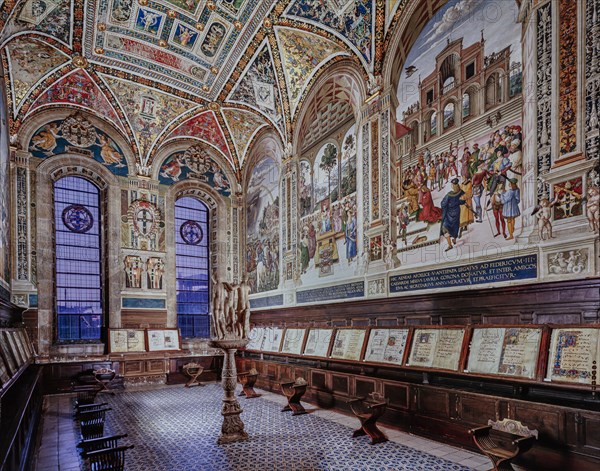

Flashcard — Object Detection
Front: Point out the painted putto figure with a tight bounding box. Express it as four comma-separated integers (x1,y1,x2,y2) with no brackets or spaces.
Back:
585,185,599,233
532,197,557,241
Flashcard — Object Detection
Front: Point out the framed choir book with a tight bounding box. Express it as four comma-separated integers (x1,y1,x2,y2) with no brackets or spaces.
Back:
146,329,181,352
466,326,543,379
363,328,410,366
407,327,466,371
545,326,600,385
108,329,147,353
246,327,266,351
280,328,307,355
261,327,283,353
302,328,333,358
0,331,18,374
330,328,367,361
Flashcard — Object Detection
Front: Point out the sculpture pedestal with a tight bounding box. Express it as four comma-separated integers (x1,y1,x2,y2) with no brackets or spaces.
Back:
210,339,249,444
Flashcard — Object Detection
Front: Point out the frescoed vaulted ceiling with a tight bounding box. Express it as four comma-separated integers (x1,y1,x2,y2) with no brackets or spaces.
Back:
0,0,438,176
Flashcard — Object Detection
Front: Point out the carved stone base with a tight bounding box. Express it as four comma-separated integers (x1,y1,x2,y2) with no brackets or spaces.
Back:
218,399,249,444
210,339,249,444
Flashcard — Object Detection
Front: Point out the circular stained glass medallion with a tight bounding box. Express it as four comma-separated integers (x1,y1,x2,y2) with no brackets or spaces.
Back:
180,220,203,245
62,204,94,233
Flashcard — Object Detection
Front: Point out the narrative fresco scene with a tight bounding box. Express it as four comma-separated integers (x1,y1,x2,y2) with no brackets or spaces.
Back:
0,0,599,470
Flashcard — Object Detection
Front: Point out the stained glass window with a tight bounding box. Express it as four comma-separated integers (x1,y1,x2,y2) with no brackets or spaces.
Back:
175,197,210,338
54,176,103,341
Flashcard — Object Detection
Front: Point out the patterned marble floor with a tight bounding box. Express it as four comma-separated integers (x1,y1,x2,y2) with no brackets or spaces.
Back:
34,384,494,471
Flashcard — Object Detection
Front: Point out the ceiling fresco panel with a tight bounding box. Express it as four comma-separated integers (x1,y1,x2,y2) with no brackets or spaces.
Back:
27,68,126,134
85,0,277,100
274,26,349,117
4,37,70,113
222,107,268,166
226,40,285,136
101,74,198,162
283,0,374,66
165,110,233,167
2,0,73,47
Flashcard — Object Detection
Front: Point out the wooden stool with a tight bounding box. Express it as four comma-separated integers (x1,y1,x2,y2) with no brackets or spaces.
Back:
238,368,259,398
183,362,204,388
348,393,389,445
93,368,116,394
280,378,308,416
469,418,538,471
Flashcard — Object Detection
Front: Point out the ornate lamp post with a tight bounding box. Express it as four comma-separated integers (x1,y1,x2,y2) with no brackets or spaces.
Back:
208,276,252,444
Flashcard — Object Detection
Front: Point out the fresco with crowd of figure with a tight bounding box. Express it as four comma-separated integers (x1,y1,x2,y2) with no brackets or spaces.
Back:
246,157,280,293
299,124,358,284
395,0,525,266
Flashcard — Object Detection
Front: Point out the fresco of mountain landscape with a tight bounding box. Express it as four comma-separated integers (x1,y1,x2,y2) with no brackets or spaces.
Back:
246,157,280,293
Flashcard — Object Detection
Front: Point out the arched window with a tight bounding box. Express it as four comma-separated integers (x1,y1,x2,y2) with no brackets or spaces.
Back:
462,92,471,118
54,176,103,341
486,74,502,107
430,112,437,137
175,197,210,338
443,102,455,129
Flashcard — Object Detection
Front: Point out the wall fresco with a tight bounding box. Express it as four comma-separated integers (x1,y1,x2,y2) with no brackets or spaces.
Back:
246,157,280,293
28,115,129,176
158,146,232,197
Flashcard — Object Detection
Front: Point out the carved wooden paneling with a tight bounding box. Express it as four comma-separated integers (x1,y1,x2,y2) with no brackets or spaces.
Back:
356,378,376,398
415,388,450,418
146,360,165,374
383,382,409,409
120,310,167,328
251,280,600,327
510,402,563,443
311,370,327,391
123,361,144,376
460,395,497,425
332,374,349,395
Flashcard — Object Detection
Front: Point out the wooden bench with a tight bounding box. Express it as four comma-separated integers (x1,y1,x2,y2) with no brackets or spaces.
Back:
238,368,259,398
182,362,204,388
77,433,128,455
280,378,308,416
469,419,538,471
72,385,103,408
83,444,134,471
79,407,112,441
347,393,389,445
74,402,109,420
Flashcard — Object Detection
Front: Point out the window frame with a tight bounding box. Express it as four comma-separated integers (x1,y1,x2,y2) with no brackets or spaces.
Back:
174,196,211,339
52,175,106,343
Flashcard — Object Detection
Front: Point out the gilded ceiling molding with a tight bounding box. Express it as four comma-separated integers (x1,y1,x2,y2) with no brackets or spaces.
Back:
221,106,269,169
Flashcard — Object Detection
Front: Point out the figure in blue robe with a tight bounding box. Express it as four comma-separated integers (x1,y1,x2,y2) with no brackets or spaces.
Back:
345,212,357,262
440,178,465,251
